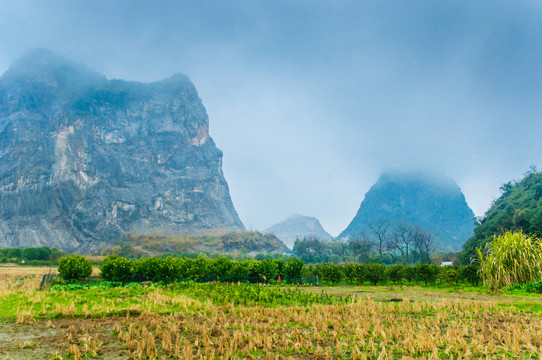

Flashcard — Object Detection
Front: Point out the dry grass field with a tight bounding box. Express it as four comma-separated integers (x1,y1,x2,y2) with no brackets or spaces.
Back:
1,266,541,359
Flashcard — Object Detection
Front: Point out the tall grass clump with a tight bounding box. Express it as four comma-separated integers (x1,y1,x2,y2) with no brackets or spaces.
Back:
478,231,542,289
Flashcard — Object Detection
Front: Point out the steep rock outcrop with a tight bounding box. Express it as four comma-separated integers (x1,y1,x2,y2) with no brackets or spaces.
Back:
339,172,474,251
0,49,244,252
264,214,334,249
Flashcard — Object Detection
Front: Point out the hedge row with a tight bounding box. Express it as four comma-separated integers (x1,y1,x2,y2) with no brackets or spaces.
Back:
100,255,305,284
305,263,481,286
56,254,481,287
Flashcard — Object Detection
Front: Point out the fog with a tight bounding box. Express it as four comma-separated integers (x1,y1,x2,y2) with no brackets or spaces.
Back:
1,0,542,235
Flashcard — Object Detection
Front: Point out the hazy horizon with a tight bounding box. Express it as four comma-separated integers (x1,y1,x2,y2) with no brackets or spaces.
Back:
2,1,542,236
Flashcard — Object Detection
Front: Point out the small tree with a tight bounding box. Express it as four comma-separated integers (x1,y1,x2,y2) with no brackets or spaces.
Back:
58,255,92,281
318,263,343,284
100,255,135,283
284,257,304,283
440,266,460,287
365,263,387,285
416,263,439,286
387,264,405,284
460,264,481,286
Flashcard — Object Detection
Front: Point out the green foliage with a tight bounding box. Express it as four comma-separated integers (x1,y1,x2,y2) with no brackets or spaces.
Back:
459,265,481,286
57,255,92,281
365,263,387,285
440,267,460,286
255,259,279,281
208,257,233,282
100,255,136,282
182,258,210,282
283,257,304,283
136,257,163,282
172,282,351,306
317,263,343,284
0,246,66,261
512,281,542,293
386,264,405,284
416,263,439,285
478,231,542,289
403,265,417,284
461,169,542,263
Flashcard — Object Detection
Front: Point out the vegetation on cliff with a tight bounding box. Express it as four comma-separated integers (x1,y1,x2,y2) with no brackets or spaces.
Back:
461,168,542,263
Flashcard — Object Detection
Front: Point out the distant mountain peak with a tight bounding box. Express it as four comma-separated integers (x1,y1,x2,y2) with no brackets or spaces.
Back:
339,171,474,250
265,214,334,249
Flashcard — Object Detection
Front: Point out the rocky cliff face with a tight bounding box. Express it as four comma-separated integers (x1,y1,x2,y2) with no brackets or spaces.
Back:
264,214,334,249
0,49,244,252
339,172,474,251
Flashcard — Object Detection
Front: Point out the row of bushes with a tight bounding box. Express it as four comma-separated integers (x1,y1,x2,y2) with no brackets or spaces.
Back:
305,263,481,286
58,254,305,284
57,254,480,287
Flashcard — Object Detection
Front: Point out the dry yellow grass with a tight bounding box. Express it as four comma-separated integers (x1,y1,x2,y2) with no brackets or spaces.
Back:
2,267,542,359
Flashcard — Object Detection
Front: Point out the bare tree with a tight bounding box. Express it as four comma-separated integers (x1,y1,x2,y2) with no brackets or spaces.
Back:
393,222,416,265
348,232,373,264
412,226,433,264
368,220,391,264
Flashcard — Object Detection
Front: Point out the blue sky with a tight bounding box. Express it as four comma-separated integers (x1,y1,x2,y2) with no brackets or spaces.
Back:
1,0,542,235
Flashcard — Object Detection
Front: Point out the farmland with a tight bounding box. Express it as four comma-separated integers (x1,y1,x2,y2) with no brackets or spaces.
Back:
1,266,542,359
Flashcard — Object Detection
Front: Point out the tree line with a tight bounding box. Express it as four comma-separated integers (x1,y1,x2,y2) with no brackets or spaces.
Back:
57,253,480,288
0,246,66,264
293,221,435,265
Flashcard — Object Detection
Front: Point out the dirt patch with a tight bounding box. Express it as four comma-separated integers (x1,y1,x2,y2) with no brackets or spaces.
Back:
0,318,124,359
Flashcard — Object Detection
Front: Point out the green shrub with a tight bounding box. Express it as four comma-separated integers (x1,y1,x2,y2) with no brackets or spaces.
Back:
57,255,92,281
365,264,387,285
416,263,439,286
284,257,304,283
100,255,135,282
136,257,162,282
318,263,343,284
459,265,481,286
517,281,542,293
227,261,251,282
208,257,233,282
387,264,405,284
182,258,210,282
404,265,417,284
353,264,367,284
157,257,183,283
256,259,279,281
440,267,460,286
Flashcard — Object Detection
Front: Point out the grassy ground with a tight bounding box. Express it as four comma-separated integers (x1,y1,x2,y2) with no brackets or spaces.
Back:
1,266,542,359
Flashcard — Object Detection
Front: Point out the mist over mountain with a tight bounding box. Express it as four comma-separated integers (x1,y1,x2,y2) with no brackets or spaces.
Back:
264,214,334,249
0,49,244,252
339,172,475,251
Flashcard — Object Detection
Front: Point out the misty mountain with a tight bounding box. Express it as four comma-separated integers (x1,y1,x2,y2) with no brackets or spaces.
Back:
0,49,245,252
339,172,474,251
264,214,334,249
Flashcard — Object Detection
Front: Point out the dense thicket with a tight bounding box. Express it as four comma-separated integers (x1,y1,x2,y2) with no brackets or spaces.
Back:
461,169,542,263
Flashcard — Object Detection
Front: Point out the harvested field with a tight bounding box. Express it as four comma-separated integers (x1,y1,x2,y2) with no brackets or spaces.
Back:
1,267,541,359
